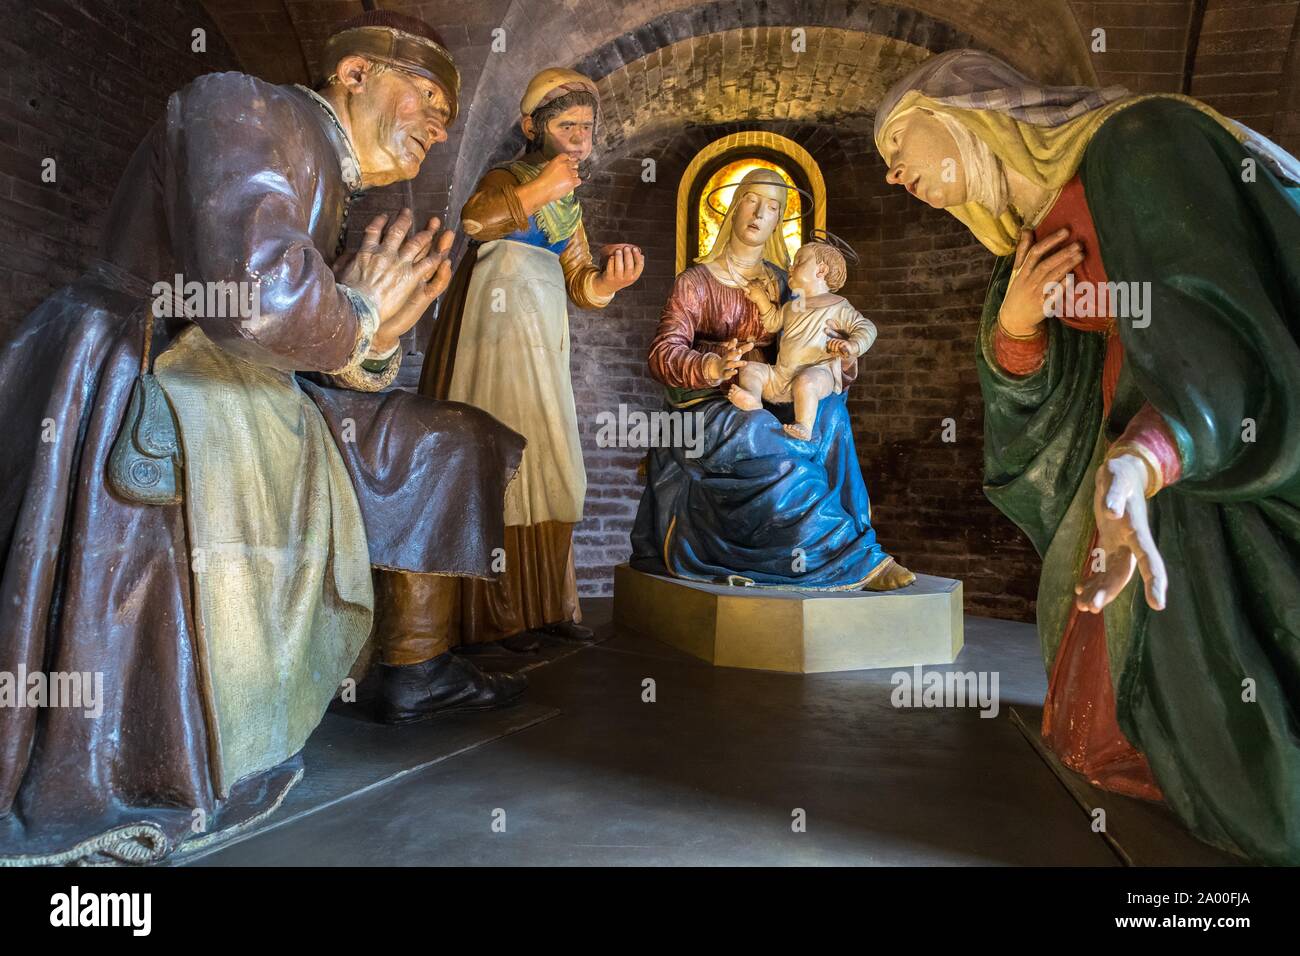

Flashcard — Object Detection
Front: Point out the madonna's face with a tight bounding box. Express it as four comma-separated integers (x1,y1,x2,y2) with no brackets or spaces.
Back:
881,109,968,209
730,186,784,248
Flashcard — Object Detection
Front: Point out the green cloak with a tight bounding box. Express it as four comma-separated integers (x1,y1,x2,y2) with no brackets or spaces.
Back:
977,98,1300,864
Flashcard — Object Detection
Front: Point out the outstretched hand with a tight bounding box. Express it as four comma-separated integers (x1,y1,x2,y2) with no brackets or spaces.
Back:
593,243,644,297
703,337,754,384
1075,454,1168,614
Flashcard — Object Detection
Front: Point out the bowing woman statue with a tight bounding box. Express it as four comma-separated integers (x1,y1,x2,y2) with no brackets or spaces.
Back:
631,168,915,591
875,49,1300,864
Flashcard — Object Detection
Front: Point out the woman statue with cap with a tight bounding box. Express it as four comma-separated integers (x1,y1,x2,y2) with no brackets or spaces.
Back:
875,49,1300,864
415,68,644,651
630,168,913,591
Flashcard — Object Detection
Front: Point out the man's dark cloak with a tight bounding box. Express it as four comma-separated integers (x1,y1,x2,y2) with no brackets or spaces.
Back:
0,73,523,865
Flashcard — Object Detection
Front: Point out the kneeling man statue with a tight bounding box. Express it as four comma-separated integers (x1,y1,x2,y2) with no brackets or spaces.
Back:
0,11,524,865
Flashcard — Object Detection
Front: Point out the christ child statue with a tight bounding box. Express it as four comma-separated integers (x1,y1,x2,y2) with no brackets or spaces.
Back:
727,241,877,440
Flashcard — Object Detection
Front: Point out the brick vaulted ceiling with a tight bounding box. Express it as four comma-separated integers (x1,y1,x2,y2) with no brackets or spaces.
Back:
198,0,1097,229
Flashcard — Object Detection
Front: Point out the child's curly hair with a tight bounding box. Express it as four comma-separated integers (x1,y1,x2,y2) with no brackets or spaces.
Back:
802,242,847,291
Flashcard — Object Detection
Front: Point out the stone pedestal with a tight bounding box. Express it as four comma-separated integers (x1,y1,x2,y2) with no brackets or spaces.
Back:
612,564,963,674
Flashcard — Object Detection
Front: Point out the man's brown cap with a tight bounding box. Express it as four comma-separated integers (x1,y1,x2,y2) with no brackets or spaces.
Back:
323,11,461,122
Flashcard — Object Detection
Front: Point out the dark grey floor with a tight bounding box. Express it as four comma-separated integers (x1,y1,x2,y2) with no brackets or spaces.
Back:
186,600,1231,866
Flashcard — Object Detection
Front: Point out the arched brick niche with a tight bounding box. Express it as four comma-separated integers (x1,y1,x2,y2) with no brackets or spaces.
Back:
568,116,1040,620
674,130,829,273
456,0,1097,232
408,13,983,366
412,23,959,351
507,9,1073,619
418,3,1094,622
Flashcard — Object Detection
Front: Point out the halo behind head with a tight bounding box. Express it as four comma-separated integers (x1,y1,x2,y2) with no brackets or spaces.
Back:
809,228,861,267
697,167,806,270
800,241,849,291
705,167,812,223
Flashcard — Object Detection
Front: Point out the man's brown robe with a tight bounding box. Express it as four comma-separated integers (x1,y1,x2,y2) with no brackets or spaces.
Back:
0,72,523,864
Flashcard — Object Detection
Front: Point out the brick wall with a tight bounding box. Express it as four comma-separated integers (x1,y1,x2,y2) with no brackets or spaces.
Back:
829,136,1042,621
1189,0,1300,140
1278,7,1300,154
1068,0,1194,93
572,121,1041,620
566,140,683,598
0,0,239,341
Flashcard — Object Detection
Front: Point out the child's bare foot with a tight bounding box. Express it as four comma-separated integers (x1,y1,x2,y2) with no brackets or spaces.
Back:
727,384,761,411
783,422,812,441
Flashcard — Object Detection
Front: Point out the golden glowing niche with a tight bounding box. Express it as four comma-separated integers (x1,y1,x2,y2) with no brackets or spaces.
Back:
676,132,826,274
697,159,802,265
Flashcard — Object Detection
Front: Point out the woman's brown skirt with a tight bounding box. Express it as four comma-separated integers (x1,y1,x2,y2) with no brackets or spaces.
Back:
459,520,581,644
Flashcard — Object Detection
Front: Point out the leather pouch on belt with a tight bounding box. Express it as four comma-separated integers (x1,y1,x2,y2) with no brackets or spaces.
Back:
108,372,183,506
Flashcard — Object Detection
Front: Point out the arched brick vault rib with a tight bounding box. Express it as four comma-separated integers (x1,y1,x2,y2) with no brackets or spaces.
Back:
194,1,1097,245
447,0,1098,234
592,32,935,158
481,31,934,175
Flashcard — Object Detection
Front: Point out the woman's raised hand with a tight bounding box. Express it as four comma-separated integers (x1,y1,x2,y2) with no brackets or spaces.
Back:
517,154,582,214
997,228,1082,337
594,244,645,297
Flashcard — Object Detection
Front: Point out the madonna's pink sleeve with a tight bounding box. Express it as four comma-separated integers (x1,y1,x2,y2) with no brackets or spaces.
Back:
648,271,714,390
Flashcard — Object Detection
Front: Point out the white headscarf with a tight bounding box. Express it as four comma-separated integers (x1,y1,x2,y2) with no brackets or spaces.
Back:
929,109,1009,217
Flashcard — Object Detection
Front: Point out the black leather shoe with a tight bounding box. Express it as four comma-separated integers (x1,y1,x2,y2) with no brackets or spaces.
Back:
379,652,527,725
535,621,597,644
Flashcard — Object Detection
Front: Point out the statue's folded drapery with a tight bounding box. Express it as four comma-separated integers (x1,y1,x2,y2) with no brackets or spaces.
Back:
631,264,891,589
0,73,522,865
631,390,890,589
978,99,1300,864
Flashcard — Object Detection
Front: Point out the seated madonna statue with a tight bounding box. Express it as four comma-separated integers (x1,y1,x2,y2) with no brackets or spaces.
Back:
630,168,914,591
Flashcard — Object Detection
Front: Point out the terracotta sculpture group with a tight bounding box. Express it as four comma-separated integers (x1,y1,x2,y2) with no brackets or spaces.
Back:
0,10,1296,867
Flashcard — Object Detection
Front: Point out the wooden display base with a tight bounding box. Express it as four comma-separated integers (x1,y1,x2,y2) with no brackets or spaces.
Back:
613,564,963,674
